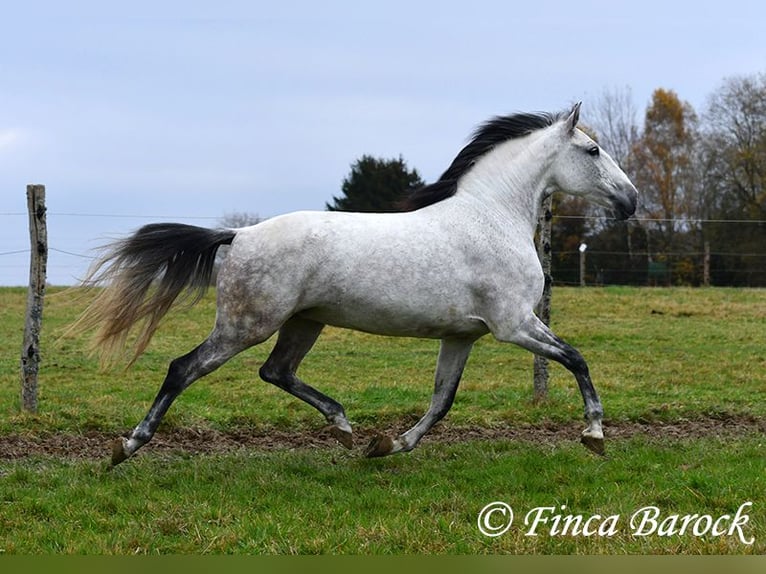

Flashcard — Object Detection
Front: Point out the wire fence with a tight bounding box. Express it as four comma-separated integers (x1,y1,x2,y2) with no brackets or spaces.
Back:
532,210,766,286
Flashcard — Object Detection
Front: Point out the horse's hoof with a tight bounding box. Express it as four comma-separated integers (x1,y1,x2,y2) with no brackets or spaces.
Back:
111,437,130,466
581,434,605,456
364,435,395,458
329,426,353,450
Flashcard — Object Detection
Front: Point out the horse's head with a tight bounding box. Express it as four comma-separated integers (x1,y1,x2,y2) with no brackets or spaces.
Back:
550,102,638,220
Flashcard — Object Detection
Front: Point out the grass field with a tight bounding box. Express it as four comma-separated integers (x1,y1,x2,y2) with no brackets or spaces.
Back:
0,286,764,554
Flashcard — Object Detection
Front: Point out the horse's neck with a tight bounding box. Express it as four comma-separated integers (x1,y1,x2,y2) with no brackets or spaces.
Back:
455,133,557,233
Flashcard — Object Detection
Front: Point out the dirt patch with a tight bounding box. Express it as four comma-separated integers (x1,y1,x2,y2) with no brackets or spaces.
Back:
1,415,763,462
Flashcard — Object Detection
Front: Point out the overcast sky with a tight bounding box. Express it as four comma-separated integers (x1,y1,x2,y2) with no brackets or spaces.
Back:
1,0,765,285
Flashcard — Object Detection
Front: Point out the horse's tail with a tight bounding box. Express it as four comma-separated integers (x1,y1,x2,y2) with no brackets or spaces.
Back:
73,223,237,366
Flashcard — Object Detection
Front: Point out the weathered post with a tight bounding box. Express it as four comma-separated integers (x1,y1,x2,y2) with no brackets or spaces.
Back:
20,184,47,413
533,195,553,402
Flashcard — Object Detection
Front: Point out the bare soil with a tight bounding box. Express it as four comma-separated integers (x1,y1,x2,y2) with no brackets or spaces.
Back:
1,415,763,461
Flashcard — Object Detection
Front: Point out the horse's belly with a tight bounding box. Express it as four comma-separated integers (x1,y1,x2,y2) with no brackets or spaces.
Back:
297,302,489,339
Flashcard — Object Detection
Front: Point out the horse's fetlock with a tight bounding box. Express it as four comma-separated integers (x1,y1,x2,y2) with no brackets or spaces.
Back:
585,405,604,421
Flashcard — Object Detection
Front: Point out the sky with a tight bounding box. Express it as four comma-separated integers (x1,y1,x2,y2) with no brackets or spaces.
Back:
1,0,765,285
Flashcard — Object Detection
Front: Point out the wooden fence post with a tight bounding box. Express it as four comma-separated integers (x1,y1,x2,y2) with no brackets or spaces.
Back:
533,195,553,402
20,184,48,413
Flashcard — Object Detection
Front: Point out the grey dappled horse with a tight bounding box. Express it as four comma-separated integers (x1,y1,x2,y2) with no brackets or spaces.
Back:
75,103,638,465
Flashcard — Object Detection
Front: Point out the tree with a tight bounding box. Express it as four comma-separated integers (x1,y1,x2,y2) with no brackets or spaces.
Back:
702,73,766,219
588,86,640,170
633,89,700,228
631,89,701,283
700,73,766,285
327,155,424,212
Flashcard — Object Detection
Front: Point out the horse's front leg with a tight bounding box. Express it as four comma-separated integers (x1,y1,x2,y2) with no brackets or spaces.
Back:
365,336,476,457
506,314,605,455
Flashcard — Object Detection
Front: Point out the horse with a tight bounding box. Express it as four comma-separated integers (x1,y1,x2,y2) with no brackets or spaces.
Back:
74,102,638,466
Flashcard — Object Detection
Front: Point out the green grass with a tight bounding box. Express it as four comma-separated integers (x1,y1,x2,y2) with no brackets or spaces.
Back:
0,437,762,554
0,286,764,554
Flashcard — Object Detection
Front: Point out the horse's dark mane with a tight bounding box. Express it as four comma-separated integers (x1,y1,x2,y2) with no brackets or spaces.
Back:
399,111,565,212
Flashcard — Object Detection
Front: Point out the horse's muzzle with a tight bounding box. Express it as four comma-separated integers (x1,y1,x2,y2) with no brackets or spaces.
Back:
611,187,638,220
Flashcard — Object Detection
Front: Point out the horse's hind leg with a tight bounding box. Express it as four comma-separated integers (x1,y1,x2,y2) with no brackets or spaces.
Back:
112,331,249,466
507,314,605,455
365,336,475,457
258,316,353,449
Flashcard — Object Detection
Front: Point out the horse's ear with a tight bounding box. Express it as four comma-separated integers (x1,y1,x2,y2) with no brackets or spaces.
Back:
565,101,582,134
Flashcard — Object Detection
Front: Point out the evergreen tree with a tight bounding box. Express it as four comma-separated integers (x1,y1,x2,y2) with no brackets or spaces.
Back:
327,155,424,212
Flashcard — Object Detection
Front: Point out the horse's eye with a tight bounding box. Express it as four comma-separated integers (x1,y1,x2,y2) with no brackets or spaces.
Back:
587,146,600,157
